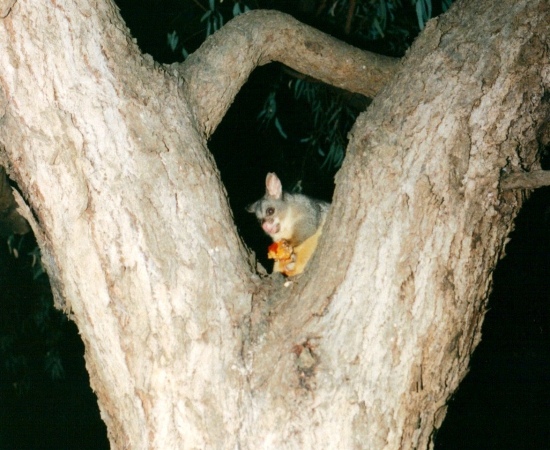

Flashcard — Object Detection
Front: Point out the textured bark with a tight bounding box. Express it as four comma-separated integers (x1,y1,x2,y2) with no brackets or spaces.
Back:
0,0,548,449
1,1,253,447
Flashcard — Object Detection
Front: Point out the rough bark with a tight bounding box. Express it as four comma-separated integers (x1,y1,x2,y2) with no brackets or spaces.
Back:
0,0,548,449
1,1,253,447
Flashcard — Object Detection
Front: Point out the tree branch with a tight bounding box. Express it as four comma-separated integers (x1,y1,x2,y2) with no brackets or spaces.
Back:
500,170,550,190
180,10,399,138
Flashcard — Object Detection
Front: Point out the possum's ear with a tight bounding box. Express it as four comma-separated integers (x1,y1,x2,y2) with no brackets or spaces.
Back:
265,173,283,200
245,201,258,213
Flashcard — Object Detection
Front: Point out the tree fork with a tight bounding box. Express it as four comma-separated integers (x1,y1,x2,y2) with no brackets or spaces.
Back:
0,0,549,448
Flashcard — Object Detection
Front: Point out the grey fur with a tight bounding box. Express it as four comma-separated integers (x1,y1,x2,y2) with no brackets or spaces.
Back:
247,173,330,246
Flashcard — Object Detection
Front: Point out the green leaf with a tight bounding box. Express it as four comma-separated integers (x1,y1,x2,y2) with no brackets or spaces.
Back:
274,117,288,139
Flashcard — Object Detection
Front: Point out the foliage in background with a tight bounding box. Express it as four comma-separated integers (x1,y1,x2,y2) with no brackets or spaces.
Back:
1,235,64,393
167,0,451,170
0,234,108,449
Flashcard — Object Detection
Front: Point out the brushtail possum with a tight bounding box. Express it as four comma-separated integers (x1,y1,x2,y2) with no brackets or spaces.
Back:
247,172,330,276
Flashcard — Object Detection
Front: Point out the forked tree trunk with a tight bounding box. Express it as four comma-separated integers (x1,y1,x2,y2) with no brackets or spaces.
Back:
0,0,548,448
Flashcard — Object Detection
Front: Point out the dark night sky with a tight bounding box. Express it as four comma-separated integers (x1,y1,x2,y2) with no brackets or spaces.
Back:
0,1,548,449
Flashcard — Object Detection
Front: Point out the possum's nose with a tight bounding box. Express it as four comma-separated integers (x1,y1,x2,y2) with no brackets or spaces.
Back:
261,219,280,235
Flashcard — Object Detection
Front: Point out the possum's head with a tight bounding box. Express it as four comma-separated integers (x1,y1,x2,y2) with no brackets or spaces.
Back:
246,173,292,241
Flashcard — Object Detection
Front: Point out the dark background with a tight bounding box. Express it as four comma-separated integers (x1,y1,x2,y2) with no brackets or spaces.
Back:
0,1,548,448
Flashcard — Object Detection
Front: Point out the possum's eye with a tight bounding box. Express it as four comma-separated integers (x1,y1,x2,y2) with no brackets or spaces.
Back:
266,207,275,216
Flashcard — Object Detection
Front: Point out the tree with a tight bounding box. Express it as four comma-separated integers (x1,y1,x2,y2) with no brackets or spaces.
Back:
0,0,548,448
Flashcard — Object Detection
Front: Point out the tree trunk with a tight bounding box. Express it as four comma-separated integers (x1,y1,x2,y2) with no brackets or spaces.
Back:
0,0,548,448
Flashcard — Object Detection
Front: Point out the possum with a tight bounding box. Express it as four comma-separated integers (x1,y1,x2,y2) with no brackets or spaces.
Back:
247,172,329,276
